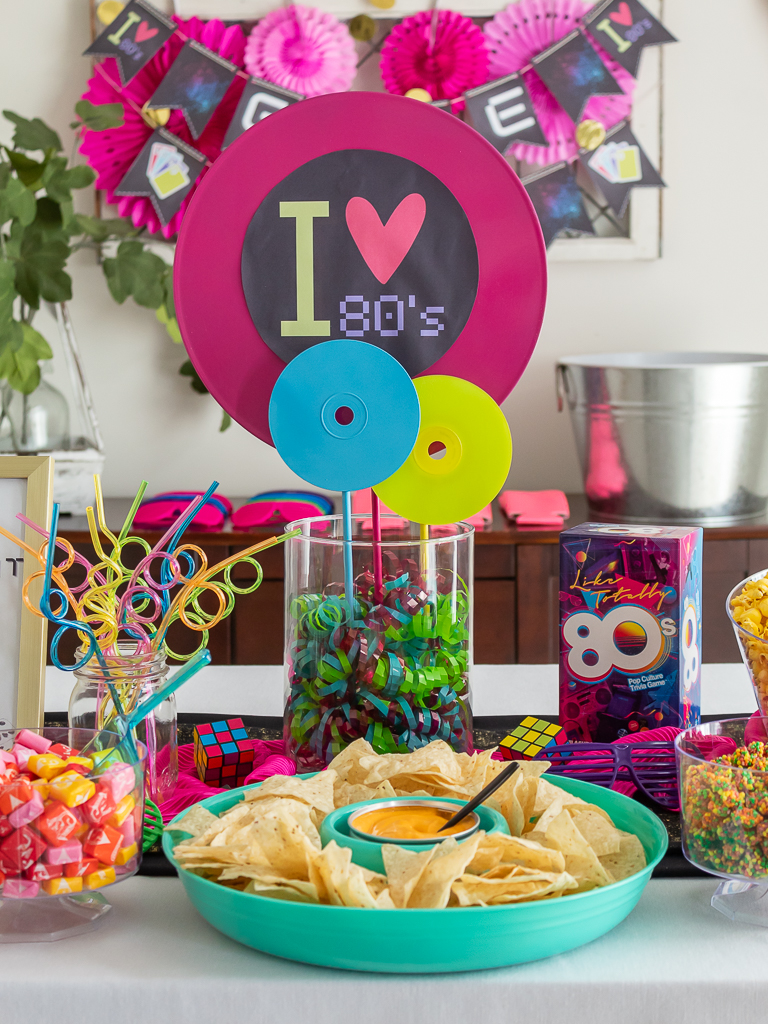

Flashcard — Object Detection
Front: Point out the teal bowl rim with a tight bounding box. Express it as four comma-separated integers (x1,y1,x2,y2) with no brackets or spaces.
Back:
163,773,668,914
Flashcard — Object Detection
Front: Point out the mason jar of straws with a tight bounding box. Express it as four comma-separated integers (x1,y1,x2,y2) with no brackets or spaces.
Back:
284,514,473,771
69,643,177,803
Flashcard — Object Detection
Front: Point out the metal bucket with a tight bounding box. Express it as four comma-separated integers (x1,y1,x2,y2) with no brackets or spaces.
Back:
556,353,768,526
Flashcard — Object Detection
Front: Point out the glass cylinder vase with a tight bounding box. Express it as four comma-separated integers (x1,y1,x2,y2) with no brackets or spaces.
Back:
284,514,473,771
68,644,177,804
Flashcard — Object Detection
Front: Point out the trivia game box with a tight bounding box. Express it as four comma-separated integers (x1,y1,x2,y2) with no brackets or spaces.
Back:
559,523,703,742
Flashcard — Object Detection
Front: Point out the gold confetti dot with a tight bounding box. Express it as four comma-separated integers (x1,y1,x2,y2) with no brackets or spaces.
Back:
369,0,395,9
141,102,171,128
575,119,606,151
404,88,432,103
96,1,125,26
348,14,376,41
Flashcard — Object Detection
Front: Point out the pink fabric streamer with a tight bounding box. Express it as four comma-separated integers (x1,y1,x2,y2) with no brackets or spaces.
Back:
157,738,296,823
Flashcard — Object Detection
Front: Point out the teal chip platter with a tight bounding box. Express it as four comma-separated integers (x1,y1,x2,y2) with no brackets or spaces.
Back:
163,774,667,974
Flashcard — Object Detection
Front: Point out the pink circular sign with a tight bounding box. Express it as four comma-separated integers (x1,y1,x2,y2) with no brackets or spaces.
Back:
175,91,546,446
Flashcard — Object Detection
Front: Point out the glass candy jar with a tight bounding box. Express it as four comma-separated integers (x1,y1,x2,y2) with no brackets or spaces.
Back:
68,645,177,804
284,515,473,771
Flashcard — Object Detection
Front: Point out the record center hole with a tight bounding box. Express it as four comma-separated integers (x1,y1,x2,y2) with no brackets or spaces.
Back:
428,441,447,460
335,406,354,426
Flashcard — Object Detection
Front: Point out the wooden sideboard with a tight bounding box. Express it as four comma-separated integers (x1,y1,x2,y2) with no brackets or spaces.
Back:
55,496,768,666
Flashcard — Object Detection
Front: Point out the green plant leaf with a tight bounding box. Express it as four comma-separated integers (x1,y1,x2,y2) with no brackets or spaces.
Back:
0,175,36,227
20,322,52,359
0,259,17,323
74,99,125,132
41,157,95,205
179,359,208,394
34,196,63,230
64,165,96,190
105,240,166,309
162,273,175,320
219,410,231,432
2,111,61,154
6,151,46,189
156,303,182,343
0,323,51,394
0,318,23,354
102,256,127,304
73,213,138,242
13,225,71,308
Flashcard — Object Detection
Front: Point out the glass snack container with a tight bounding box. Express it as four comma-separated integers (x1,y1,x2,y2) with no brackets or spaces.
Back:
69,644,176,804
677,717,768,925
283,514,473,771
0,726,146,942
727,569,768,716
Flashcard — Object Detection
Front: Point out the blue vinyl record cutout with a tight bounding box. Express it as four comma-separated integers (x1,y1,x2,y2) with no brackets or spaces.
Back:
268,339,420,492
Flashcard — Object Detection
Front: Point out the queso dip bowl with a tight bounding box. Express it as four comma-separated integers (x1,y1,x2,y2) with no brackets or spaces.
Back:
164,774,668,973
325,796,499,873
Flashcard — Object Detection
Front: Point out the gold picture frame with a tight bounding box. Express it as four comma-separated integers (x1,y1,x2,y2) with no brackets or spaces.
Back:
0,456,54,730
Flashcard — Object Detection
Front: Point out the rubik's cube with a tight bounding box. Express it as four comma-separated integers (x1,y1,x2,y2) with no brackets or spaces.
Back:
499,716,567,760
193,719,254,787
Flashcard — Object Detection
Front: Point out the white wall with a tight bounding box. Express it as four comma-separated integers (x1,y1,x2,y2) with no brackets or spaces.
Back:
1,0,767,498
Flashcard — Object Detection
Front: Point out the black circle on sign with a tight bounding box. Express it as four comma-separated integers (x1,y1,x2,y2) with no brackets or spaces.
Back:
240,149,479,377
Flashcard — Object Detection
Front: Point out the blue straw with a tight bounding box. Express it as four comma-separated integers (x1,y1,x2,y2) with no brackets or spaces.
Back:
342,490,354,615
158,481,221,614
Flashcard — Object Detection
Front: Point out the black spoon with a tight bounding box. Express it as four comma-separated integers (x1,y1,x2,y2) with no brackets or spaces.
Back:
437,760,521,832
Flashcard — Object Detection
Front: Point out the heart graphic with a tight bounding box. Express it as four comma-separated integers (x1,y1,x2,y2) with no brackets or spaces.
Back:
345,194,426,284
609,2,633,26
135,21,159,42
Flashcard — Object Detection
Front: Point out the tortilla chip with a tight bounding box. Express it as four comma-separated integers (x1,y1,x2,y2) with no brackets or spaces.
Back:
468,832,566,875
537,809,612,892
570,808,622,858
241,808,320,879
334,779,397,807
243,882,318,903
452,868,577,906
408,833,483,909
244,771,336,816
381,843,438,908
237,796,321,848
359,741,464,788
164,805,219,838
532,777,587,817
599,831,647,881
309,840,387,908
327,739,377,784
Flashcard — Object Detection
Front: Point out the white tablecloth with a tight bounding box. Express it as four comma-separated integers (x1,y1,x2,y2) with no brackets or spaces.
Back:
1,877,766,1024
45,662,757,718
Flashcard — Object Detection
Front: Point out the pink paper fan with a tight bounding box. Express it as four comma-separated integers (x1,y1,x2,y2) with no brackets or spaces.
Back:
244,5,357,98
484,0,635,166
79,17,246,238
380,10,488,105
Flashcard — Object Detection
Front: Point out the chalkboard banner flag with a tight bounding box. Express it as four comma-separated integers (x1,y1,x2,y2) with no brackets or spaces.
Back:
583,0,677,78
579,120,665,218
83,0,177,86
116,127,206,226
522,162,594,248
464,73,547,153
532,30,623,125
146,40,238,139
222,77,304,151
